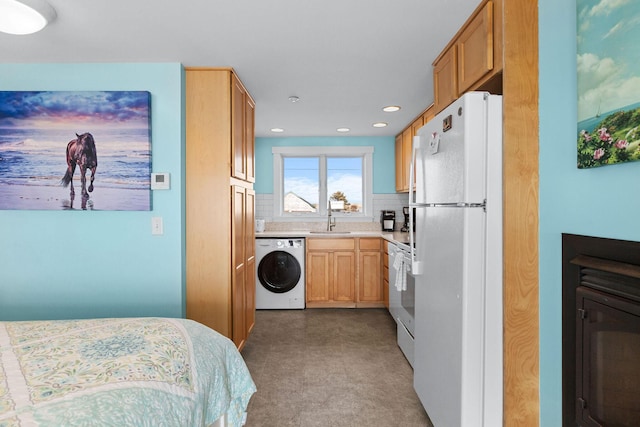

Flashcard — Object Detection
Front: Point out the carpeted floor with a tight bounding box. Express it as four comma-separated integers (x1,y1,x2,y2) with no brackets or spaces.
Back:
241,308,433,427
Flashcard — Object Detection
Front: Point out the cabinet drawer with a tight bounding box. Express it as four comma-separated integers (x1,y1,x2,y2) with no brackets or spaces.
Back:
359,238,381,251
307,238,355,251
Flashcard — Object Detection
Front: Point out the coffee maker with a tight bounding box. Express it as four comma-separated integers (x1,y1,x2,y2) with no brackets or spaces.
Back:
380,210,395,231
401,206,414,232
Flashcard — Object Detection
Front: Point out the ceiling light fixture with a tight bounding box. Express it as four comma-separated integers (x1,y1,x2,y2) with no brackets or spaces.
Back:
372,122,388,128
382,105,401,112
336,128,350,133
0,0,57,35
288,96,300,103
270,128,285,133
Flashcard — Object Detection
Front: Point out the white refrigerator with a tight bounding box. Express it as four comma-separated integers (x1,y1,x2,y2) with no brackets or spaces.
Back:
409,92,503,427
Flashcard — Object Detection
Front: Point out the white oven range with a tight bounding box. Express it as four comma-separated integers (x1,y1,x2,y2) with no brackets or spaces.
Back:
388,241,416,367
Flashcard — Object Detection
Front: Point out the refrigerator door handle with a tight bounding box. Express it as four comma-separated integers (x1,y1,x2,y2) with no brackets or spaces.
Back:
430,201,487,209
408,135,423,275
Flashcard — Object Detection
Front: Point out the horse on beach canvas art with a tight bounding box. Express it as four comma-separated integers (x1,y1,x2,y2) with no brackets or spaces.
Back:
61,132,97,199
0,91,151,211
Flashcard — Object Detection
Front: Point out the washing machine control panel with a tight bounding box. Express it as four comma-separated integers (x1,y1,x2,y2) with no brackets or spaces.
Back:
276,239,304,249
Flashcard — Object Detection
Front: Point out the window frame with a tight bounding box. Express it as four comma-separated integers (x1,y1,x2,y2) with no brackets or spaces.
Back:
272,146,374,221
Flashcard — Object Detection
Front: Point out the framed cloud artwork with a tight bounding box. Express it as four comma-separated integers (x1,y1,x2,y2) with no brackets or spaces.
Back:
577,0,640,168
0,91,152,210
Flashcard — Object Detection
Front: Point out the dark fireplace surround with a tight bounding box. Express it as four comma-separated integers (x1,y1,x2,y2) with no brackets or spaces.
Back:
562,234,640,426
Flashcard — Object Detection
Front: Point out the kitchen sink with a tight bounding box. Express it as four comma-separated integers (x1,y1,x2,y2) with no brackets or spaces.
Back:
309,231,352,234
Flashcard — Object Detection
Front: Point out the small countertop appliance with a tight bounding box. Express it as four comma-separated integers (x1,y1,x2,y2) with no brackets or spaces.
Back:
401,206,414,232
381,210,395,232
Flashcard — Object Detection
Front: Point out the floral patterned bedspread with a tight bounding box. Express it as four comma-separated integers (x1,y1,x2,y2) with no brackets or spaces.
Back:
0,317,256,427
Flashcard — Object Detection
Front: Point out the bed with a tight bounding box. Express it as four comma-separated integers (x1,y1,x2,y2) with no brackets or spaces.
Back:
0,317,256,426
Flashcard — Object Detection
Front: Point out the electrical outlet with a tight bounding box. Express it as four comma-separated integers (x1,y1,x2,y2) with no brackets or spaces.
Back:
151,217,163,235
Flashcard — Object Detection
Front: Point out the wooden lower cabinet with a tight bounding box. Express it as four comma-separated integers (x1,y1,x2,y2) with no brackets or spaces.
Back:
306,251,330,302
231,184,255,350
333,252,356,302
306,238,356,307
244,253,256,340
383,240,390,309
306,237,383,308
232,261,246,348
357,238,383,307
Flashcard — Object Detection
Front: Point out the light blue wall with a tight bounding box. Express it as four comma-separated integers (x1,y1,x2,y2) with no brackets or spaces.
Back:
539,0,640,424
4,7,639,418
0,63,185,320
255,136,396,194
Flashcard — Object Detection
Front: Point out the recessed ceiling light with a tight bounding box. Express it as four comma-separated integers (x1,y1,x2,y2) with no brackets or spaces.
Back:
373,122,388,128
0,0,57,35
336,128,350,133
288,96,300,103
383,105,401,112
271,128,285,133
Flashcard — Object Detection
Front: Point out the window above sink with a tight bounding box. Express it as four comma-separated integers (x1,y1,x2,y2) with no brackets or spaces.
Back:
272,146,373,222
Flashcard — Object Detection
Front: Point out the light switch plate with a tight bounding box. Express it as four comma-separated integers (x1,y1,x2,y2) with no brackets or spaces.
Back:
151,217,164,235
151,173,170,190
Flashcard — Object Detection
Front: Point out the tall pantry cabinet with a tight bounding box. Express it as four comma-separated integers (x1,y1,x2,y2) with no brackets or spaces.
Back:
185,68,256,350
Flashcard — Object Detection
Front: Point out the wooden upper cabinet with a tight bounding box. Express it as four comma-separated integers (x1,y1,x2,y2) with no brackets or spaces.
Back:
395,127,412,193
231,75,246,181
432,0,502,114
401,128,412,192
433,45,458,114
408,117,423,188
245,97,255,183
395,134,403,192
231,73,255,183
421,104,435,125
396,110,429,193
457,0,494,93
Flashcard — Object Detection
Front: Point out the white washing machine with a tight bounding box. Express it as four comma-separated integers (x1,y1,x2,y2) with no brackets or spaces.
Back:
255,238,305,309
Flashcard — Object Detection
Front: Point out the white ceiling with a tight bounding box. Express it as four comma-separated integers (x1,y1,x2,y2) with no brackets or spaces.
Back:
0,0,479,137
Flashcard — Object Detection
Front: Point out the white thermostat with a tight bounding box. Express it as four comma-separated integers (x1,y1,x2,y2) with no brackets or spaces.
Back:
151,173,170,190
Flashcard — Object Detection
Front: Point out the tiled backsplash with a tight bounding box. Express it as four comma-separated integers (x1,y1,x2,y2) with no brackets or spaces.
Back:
255,193,410,231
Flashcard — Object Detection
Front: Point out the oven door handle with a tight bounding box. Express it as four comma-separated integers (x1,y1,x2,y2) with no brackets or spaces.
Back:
403,253,415,278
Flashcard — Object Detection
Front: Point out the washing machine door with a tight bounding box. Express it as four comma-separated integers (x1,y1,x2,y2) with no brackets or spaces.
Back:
257,250,302,294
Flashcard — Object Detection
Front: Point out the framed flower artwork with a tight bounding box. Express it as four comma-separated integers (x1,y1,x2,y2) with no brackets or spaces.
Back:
577,0,640,168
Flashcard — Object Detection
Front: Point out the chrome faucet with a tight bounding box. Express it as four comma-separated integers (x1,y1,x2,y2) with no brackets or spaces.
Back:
327,198,336,231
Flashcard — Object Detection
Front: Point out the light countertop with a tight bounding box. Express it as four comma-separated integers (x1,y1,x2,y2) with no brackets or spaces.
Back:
255,230,411,246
